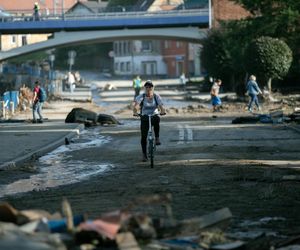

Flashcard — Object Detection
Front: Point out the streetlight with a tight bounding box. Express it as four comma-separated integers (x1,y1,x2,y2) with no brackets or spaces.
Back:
49,53,55,94
208,0,212,28
68,50,76,72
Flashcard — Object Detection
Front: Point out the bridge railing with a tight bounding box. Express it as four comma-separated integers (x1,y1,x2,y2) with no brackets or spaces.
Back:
63,9,208,20
0,8,208,23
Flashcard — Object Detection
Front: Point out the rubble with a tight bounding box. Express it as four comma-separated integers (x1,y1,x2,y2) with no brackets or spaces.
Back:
232,107,300,125
0,195,299,250
65,108,122,126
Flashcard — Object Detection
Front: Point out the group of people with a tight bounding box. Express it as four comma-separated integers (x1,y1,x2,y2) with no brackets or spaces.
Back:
132,75,263,161
28,74,263,162
210,75,262,112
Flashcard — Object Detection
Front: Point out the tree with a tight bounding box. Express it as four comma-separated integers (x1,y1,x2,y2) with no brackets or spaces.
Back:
245,36,293,93
201,22,253,94
229,0,300,83
201,30,231,79
54,43,113,70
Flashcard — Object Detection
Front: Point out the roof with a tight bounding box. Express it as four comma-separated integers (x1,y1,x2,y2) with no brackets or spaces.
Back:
134,0,155,11
67,1,108,14
0,0,83,12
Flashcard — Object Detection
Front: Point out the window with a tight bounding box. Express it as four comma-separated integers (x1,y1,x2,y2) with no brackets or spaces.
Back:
22,35,27,46
142,61,157,75
142,41,152,52
114,62,119,71
120,62,125,72
11,35,17,44
114,43,118,55
164,41,169,49
126,62,131,72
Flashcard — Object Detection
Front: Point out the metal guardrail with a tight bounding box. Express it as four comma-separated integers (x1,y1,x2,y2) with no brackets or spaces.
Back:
0,9,208,23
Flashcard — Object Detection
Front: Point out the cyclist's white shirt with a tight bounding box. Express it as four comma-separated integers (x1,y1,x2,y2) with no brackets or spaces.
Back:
135,93,163,115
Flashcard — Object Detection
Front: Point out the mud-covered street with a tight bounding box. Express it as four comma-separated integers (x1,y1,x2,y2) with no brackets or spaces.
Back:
2,106,300,243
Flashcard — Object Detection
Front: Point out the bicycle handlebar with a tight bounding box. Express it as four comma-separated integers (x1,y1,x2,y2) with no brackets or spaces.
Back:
133,113,166,117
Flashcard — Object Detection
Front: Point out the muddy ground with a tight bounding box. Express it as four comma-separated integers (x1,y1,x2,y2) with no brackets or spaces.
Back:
2,92,300,248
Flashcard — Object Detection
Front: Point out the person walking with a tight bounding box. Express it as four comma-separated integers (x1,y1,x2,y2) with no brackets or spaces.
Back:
67,71,76,93
180,72,187,91
33,2,40,21
133,80,166,162
133,75,142,99
246,75,262,112
32,80,44,123
210,79,222,112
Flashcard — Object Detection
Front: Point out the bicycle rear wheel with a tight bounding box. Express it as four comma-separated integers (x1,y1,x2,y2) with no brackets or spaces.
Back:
148,139,154,168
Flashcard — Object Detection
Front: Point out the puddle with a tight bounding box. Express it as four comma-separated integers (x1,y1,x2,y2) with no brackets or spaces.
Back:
0,127,113,198
239,217,286,227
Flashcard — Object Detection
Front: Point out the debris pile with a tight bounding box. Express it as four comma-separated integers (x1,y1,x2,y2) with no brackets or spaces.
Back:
65,108,122,126
0,194,299,250
18,85,33,111
232,107,300,125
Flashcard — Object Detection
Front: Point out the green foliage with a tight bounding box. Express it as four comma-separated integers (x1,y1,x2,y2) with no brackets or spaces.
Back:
201,0,299,93
229,0,300,80
54,43,112,70
201,30,231,78
7,51,48,64
230,0,300,16
245,36,293,80
201,23,251,90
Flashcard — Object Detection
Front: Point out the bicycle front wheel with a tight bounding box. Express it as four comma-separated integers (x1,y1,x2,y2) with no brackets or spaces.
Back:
148,139,154,168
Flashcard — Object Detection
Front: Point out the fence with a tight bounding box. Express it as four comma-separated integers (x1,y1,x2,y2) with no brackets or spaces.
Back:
0,91,19,119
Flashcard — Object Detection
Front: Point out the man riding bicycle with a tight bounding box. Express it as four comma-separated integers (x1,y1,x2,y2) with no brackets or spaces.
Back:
133,80,166,162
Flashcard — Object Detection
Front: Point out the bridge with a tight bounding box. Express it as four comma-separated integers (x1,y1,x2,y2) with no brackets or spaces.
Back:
0,9,209,61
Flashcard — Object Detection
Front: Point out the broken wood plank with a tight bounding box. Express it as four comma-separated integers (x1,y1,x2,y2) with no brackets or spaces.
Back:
116,232,141,250
178,208,232,235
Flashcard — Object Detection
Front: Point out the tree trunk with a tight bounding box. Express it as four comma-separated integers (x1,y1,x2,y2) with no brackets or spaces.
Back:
267,78,272,94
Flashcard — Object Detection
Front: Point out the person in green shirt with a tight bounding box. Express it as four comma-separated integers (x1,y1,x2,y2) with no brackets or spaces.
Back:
133,75,142,99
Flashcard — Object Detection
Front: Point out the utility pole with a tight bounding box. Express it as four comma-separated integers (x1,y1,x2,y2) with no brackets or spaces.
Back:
53,0,56,15
209,0,212,28
61,0,65,20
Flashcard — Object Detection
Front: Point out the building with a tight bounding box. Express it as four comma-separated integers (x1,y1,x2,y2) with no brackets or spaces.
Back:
212,0,250,27
66,1,108,15
113,40,166,77
112,0,202,78
0,0,83,52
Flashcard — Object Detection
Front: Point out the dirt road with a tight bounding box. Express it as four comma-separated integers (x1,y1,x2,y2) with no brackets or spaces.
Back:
3,108,300,240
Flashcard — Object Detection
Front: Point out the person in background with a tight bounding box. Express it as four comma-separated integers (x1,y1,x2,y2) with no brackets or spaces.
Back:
33,2,40,21
246,75,262,112
32,80,43,123
210,79,222,112
67,71,76,93
180,72,187,91
133,75,142,99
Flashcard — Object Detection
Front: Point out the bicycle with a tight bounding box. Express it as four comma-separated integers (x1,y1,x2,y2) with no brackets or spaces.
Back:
134,113,165,168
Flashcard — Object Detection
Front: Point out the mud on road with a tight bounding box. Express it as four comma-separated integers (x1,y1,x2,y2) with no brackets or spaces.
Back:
2,112,300,242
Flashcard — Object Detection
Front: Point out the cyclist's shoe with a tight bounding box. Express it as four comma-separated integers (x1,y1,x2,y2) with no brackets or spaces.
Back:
155,138,161,145
142,154,148,162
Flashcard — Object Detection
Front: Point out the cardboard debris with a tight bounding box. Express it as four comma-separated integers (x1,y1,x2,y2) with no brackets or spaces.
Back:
0,202,61,225
0,195,298,250
0,222,67,250
79,218,121,240
178,208,232,235
116,232,141,250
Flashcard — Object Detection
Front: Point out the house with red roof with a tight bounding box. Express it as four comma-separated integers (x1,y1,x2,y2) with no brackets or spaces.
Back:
0,0,83,52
